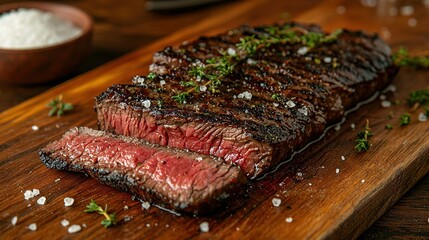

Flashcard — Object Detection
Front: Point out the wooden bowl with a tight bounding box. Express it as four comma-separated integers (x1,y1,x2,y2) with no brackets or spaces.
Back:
0,2,92,85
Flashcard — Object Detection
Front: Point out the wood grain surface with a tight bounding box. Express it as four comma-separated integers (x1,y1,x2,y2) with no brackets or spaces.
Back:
0,0,428,239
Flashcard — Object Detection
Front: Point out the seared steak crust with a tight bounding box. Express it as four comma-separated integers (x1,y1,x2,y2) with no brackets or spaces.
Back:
39,127,246,214
96,23,398,178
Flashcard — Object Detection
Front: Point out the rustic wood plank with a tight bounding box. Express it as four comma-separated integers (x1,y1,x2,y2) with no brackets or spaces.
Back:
0,0,428,239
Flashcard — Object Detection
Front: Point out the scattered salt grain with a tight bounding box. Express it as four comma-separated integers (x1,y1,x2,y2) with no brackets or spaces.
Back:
146,223,151,228
388,7,398,16
31,125,39,131
400,5,414,16
361,179,365,183
323,57,332,63
381,100,391,108
64,197,74,207
360,0,377,8
227,47,236,56
142,201,151,210
82,223,87,228
236,227,240,231
124,216,132,222
24,190,34,200
335,125,341,131
0,8,82,49
11,216,18,226
123,205,129,210
24,189,40,200
351,123,356,130
37,196,46,205
195,157,203,162
308,183,312,186
55,178,61,183
298,107,308,116
285,217,293,223
237,91,252,100
336,5,346,15
335,168,340,174
297,47,308,55
286,100,296,108
247,58,256,65
68,224,81,233
381,27,392,40
142,100,151,109
199,85,207,92
408,18,417,27
273,103,279,107
379,94,386,100
272,198,282,207
160,80,166,86
418,112,428,122
61,219,70,227
199,222,210,232
132,76,145,85
387,84,396,92
28,223,37,231
341,156,346,161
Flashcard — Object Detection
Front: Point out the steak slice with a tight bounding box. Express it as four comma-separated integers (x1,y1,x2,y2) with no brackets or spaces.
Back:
96,23,398,179
39,127,246,214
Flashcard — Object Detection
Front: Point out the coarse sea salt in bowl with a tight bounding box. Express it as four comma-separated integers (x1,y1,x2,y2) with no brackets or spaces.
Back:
0,2,92,85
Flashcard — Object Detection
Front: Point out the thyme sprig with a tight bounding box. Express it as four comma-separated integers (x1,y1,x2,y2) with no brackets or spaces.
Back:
355,119,373,152
392,47,429,68
172,26,343,104
85,199,117,228
399,113,411,126
407,89,429,110
47,94,73,117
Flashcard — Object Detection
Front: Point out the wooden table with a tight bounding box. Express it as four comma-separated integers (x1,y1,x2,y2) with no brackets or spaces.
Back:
0,0,428,239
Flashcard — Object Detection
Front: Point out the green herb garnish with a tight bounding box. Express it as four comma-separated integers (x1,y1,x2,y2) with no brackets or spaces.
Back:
147,72,157,80
85,199,117,228
173,25,343,104
385,124,393,130
47,94,73,117
399,113,411,126
355,120,373,152
392,47,429,68
271,94,280,100
407,89,429,106
180,81,196,87
172,92,190,104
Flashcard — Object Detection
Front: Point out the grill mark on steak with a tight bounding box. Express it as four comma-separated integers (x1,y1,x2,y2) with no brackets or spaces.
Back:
39,127,246,214
96,23,398,178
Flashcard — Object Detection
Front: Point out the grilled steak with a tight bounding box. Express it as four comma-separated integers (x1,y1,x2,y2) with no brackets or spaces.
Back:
96,23,398,179
39,127,246,214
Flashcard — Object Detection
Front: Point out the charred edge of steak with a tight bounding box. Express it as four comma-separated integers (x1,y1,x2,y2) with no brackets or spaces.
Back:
95,23,399,178
39,127,247,215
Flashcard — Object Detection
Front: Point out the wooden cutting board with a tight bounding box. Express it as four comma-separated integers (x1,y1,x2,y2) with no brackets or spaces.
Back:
1,0,428,239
